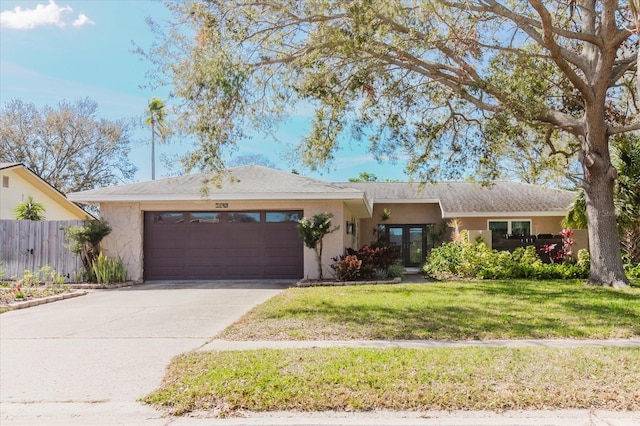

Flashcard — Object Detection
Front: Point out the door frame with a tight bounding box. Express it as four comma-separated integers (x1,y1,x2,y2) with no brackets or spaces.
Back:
386,224,430,267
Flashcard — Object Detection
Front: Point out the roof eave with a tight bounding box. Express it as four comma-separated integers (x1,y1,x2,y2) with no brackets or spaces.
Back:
443,211,569,218
67,191,367,203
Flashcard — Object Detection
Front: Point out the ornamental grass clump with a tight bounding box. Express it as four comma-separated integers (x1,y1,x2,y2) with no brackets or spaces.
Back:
91,252,127,284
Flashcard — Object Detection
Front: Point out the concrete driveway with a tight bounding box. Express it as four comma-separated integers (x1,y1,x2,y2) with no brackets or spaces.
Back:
0,281,291,425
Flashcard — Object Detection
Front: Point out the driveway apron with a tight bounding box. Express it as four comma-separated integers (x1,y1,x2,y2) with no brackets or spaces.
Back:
0,281,290,425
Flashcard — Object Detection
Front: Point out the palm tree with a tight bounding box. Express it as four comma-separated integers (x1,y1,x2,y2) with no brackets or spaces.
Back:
145,98,167,180
14,196,46,221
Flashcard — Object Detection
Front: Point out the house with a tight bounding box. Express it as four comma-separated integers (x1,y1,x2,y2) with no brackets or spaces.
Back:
67,165,576,281
0,162,89,220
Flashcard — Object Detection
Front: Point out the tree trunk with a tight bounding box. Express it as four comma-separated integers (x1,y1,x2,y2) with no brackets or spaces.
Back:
316,241,324,280
581,124,630,287
151,120,156,181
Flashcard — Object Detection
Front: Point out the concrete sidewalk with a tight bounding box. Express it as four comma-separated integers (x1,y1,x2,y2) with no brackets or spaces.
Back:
167,409,639,426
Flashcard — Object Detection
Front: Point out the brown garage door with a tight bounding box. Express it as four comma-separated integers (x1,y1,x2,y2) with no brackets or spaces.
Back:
144,211,303,280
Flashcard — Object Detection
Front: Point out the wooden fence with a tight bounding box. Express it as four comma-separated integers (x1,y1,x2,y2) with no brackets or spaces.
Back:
0,220,84,282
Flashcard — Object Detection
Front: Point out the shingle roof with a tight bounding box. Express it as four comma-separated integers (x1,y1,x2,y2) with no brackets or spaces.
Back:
67,165,574,217
339,181,575,217
67,165,364,202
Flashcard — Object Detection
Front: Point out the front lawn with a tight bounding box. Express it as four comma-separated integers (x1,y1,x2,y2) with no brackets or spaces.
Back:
219,279,640,340
144,346,640,415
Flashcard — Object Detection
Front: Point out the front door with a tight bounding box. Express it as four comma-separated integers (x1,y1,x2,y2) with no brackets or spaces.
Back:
387,225,427,267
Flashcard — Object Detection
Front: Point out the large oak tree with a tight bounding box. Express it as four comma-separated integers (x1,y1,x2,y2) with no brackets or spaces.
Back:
0,98,136,194
145,0,638,287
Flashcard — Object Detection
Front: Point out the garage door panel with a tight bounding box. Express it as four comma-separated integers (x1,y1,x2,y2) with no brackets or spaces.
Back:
225,265,263,278
226,247,263,258
147,267,186,279
265,265,300,277
144,211,303,280
187,248,228,259
189,266,225,278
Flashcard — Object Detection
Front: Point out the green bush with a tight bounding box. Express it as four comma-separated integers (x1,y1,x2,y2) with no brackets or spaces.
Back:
386,262,406,280
623,255,640,278
11,266,67,287
424,234,591,280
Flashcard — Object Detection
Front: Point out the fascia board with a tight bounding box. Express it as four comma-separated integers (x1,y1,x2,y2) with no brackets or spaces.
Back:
68,192,367,203
442,211,569,218
370,198,441,204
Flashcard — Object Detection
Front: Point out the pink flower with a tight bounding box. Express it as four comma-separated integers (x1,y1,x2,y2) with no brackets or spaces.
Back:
561,228,574,238
540,244,556,253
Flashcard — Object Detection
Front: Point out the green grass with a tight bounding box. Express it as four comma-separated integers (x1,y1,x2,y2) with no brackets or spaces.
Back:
144,347,640,415
220,279,640,340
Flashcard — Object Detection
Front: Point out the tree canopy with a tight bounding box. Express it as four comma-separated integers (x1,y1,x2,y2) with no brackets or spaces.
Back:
0,98,136,194
145,0,638,287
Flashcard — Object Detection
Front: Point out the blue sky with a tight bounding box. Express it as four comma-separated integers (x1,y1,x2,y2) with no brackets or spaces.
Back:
0,0,410,183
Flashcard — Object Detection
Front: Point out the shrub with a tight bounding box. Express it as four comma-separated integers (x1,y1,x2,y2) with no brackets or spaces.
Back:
622,254,640,278
424,234,590,280
386,262,406,279
63,219,112,282
353,245,399,277
331,245,401,281
13,266,67,287
331,254,362,281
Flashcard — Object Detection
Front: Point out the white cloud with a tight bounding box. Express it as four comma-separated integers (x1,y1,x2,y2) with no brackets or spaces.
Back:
0,0,94,30
72,13,95,28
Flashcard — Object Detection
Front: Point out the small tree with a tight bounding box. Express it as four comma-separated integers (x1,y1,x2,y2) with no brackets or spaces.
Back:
297,212,339,280
13,196,46,220
63,219,112,281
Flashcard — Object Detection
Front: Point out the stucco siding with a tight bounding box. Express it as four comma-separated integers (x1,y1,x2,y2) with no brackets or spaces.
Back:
99,202,144,281
357,203,443,247
0,168,86,220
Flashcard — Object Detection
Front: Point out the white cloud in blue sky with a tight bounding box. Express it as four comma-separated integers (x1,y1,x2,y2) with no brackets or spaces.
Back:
0,0,94,30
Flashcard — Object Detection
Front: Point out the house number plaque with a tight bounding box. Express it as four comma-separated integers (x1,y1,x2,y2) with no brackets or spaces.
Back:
215,203,229,208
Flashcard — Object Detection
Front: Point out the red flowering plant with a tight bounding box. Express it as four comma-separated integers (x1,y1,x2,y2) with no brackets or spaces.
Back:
540,229,575,264
13,284,24,299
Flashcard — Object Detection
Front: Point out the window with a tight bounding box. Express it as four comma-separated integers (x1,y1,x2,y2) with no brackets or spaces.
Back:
488,219,531,239
265,211,301,223
2,176,8,188
152,213,184,224
190,212,221,223
511,221,531,236
227,212,260,223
